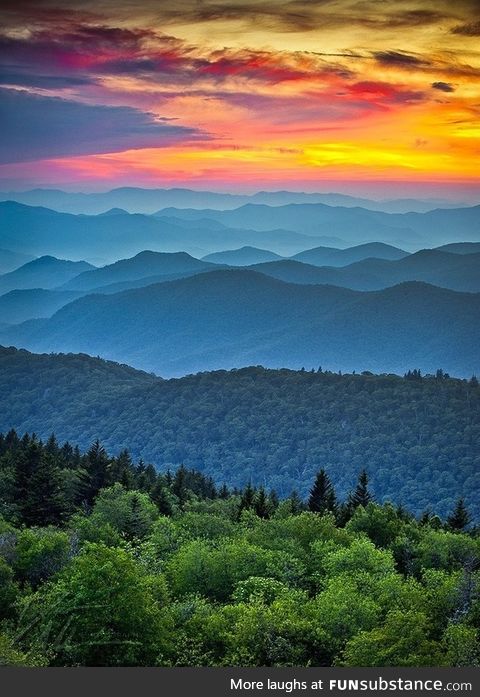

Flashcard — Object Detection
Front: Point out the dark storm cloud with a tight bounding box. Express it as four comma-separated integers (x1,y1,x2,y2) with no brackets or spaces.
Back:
432,81,455,92
451,20,480,36
0,88,207,164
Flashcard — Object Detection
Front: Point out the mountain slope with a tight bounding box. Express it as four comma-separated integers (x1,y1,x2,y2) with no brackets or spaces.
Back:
292,242,408,266
251,250,480,292
0,289,83,324
62,251,215,291
0,346,478,517
202,246,284,265
0,256,94,294
435,242,480,255
2,270,478,378
0,248,35,274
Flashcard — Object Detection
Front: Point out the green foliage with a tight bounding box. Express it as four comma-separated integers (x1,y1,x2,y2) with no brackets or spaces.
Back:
91,483,158,540
0,557,18,619
165,539,304,602
0,432,479,667
12,527,72,588
16,543,171,666
341,610,445,666
346,503,404,548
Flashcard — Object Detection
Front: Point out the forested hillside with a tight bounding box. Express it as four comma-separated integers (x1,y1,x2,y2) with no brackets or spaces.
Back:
0,432,478,667
1,347,478,518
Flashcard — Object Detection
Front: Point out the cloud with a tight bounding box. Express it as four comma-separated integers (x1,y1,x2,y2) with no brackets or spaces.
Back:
451,20,480,36
373,51,428,67
348,81,425,103
432,81,454,92
0,88,207,164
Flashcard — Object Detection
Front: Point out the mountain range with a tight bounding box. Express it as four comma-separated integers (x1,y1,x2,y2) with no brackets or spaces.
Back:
2,199,480,268
157,203,480,248
0,187,469,215
0,201,337,260
1,269,478,377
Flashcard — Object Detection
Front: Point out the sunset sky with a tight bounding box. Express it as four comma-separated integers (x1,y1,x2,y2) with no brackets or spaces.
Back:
1,0,479,198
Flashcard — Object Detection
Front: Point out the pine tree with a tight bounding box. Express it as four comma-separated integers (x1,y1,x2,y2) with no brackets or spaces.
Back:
82,440,111,505
218,483,230,499
172,465,188,509
348,469,374,509
123,493,150,541
15,437,42,516
22,453,66,526
254,487,270,518
447,497,471,532
289,489,304,515
308,469,337,515
268,489,279,512
150,480,173,516
239,481,255,514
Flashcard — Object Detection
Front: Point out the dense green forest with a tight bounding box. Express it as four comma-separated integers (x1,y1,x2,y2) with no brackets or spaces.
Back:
1,347,479,518
0,432,478,667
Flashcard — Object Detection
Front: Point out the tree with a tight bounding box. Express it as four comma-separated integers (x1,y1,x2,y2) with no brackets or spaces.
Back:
447,498,471,532
150,480,174,516
254,487,270,519
308,469,337,515
0,558,18,620
22,453,67,527
172,465,189,509
239,482,255,515
82,440,111,505
348,469,374,510
17,544,170,666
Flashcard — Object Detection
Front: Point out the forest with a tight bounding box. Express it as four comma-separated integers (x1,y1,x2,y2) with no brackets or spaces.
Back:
0,431,479,667
1,347,479,518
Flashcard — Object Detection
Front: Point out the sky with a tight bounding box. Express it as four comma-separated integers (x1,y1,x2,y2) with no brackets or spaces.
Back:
0,0,479,199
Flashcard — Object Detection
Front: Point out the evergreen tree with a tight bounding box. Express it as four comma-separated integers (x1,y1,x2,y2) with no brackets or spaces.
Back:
348,469,374,509
22,453,67,526
172,465,188,509
150,480,173,516
14,437,42,517
254,487,270,519
289,489,304,515
218,483,230,499
447,498,471,532
82,440,111,505
239,481,255,515
268,489,279,512
308,469,337,515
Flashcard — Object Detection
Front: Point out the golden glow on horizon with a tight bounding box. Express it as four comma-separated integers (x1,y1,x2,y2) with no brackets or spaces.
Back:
1,0,479,193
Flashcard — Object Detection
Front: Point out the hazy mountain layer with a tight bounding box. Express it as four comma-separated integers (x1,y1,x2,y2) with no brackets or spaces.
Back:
0,256,93,295
0,187,467,215
292,242,408,266
1,270,478,378
0,201,332,260
250,250,480,292
61,251,216,291
203,246,284,265
0,289,83,324
158,203,480,248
